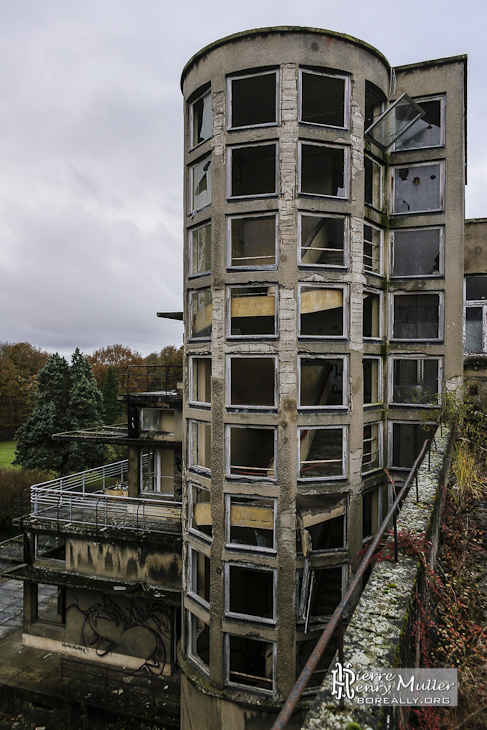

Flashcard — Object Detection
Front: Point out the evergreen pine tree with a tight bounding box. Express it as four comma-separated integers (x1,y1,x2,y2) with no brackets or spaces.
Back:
102,365,123,424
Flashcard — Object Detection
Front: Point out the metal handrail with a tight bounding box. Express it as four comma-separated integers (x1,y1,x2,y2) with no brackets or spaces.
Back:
271,422,445,730
121,364,183,397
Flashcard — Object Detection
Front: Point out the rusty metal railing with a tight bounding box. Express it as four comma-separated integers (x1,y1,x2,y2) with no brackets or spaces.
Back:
120,364,182,397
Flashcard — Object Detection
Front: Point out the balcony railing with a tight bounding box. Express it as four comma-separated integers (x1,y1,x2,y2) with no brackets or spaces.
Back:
120,364,183,397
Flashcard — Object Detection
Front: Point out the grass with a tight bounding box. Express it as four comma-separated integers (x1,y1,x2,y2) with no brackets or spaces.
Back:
0,441,18,470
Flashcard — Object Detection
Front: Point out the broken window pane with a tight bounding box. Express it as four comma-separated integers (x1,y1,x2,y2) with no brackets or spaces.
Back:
363,422,381,473
229,71,277,128
189,420,211,472
363,290,381,339
36,534,65,562
391,422,436,469
190,223,211,276
227,564,275,622
189,547,210,606
300,143,347,198
300,70,347,128
189,483,212,540
300,214,346,267
36,584,66,624
466,276,487,301
363,223,382,275
190,357,211,405
296,494,346,552
229,215,276,268
231,144,277,197
391,358,440,405
363,357,381,405
395,97,443,150
393,163,442,214
191,157,212,211
364,155,382,209
296,635,337,687
227,635,274,691
465,307,484,353
297,566,343,625
188,611,209,669
229,285,276,337
363,483,388,539
393,293,441,340
299,357,346,408
226,495,275,551
228,425,275,479
191,91,213,148
190,289,212,339
229,356,276,408
391,228,442,277
364,81,385,131
299,285,345,338
365,93,424,150
299,427,345,479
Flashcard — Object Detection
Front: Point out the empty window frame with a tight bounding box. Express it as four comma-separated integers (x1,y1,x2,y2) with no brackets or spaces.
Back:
391,227,443,278
394,96,444,151
390,357,442,406
393,162,444,215
189,357,211,406
298,426,347,480
188,546,210,607
363,289,382,340
391,292,442,341
299,69,349,128
229,143,277,198
35,534,66,562
363,482,388,540
189,223,211,277
189,483,212,541
299,213,347,268
227,425,276,480
190,90,213,149
190,289,212,339
364,81,386,131
363,356,382,406
299,356,347,409
364,155,382,210
228,70,278,129
296,635,337,688
296,494,346,553
362,422,382,473
36,584,66,624
299,284,346,338
297,565,345,626
226,563,276,623
466,275,487,301
187,610,209,672
363,223,383,275
465,277,487,353
389,421,437,470
228,285,277,338
228,355,277,409
190,156,212,212
140,448,163,492
226,634,275,693
226,494,276,552
299,142,348,198
188,420,211,473
228,214,277,269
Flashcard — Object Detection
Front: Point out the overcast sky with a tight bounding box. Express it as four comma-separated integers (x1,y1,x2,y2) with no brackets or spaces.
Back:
1,0,485,358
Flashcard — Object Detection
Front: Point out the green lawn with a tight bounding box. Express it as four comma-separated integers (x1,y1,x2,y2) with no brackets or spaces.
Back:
0,441,19,469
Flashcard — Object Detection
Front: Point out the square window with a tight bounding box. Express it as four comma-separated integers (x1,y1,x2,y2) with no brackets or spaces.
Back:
300,70,348,128
393,163,443,214
297,566,344,625
363,357,382,405
228,71,278,129
189,484,212,541
298,427,346,480
35,535,65,562
188,546,210,607
390,358,441,405
188,611,209,671
189,420,211,473
395,97,444,150
299,214,346,268
227,634,274,692
364,155,382,210
228,356,276,408
363,224,383,275
299,357,346,408
363,290,381,339
190,223,211,276
362,422,382,473
299,285,345,338
190,289,212,339
228,285,277,338
190,157,212,212
300,143,348,198
365,93,424,150
226,495,276,552
227,425,276,480
391,228,442,278
226,564,275,623
296,494,346,553
230,144,277,198
191,90,213,148
190,357,211,405
390,422,436,469
466,275,487,301
392,293,441,341
228,214,277,269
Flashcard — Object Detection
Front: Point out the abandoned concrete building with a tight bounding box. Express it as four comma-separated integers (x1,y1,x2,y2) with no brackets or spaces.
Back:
2,25,472,730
